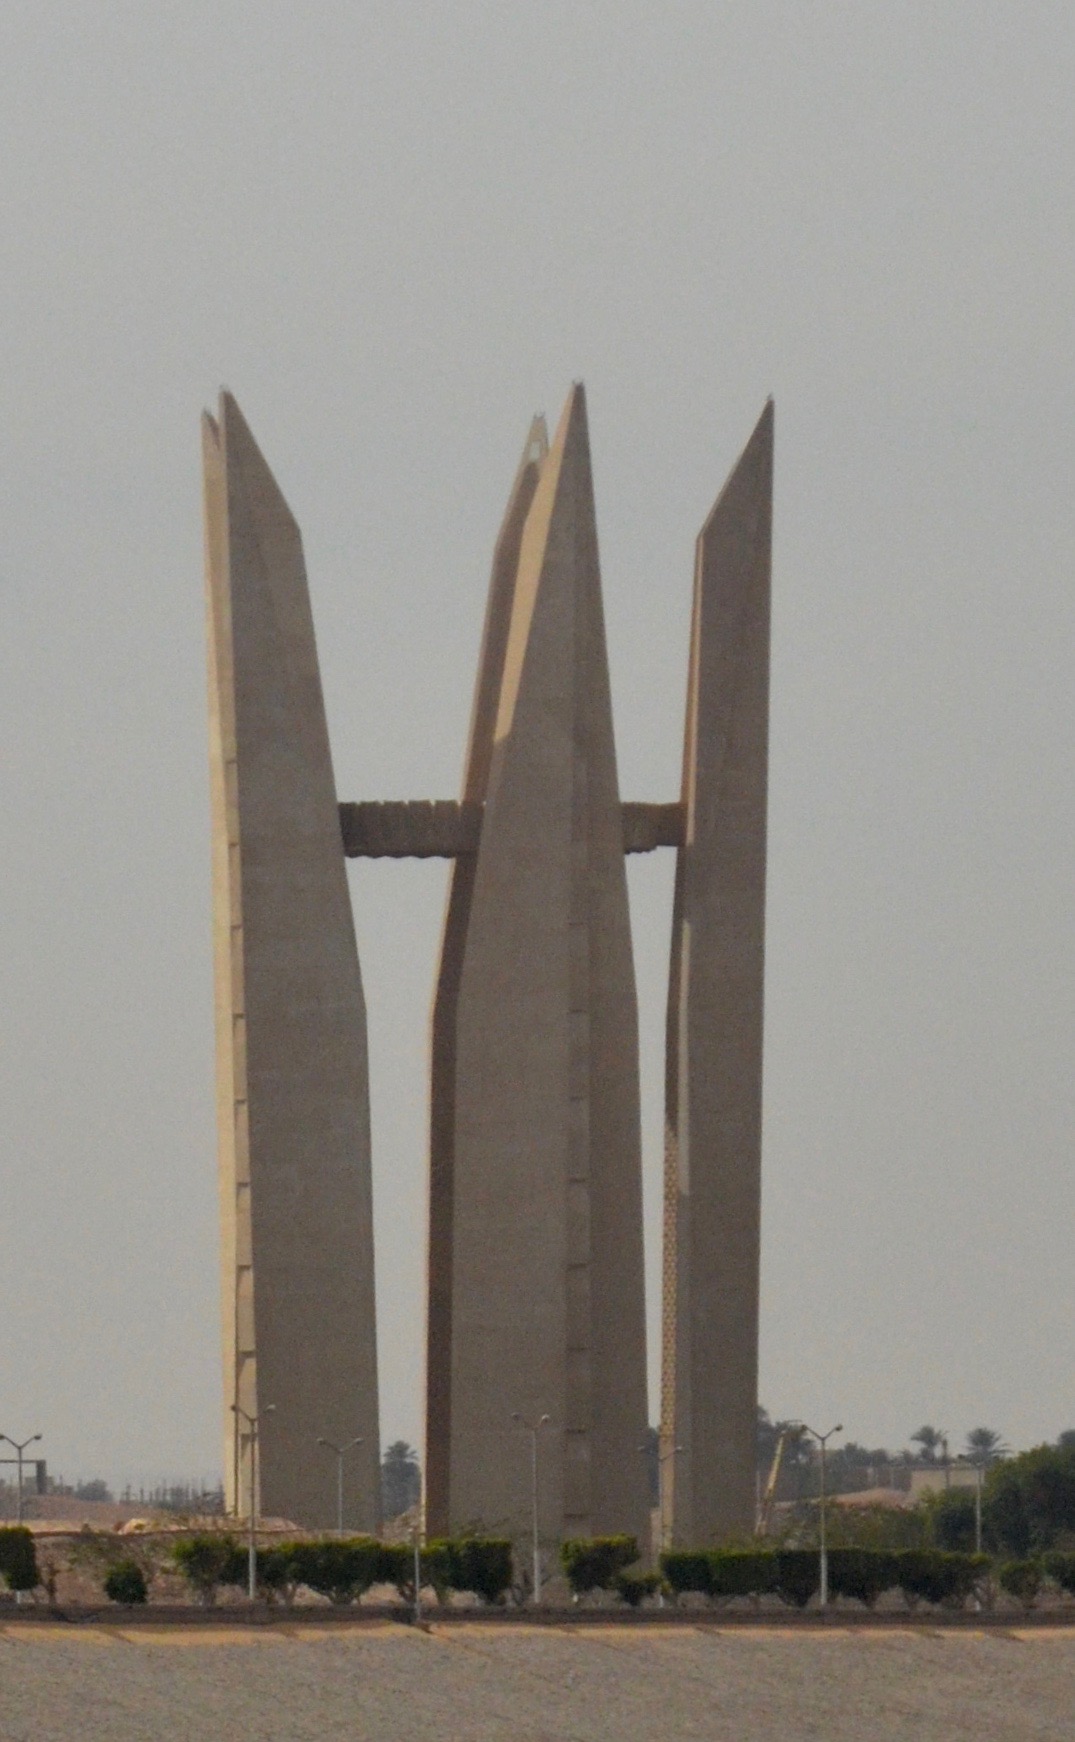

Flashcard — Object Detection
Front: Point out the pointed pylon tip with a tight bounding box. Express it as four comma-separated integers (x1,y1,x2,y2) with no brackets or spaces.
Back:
547,381,590,455
525,413,549,465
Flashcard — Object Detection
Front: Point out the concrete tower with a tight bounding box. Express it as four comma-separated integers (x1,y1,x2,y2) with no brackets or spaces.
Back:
204,393,381,1532
661,401,774,1545
426,412,548,1532
426,385,650,1546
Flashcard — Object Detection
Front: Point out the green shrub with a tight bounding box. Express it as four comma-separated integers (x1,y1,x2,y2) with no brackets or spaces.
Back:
287,1539,383,1604
827,1548,897,1609
659,1551,711,1599
894,1549,987,1610
349,1538,512,1606
998,1559,1043,1611
894,1549,937,1609
255,1545,301,1603
104,1560,148,1606
0,1527,38,1594
984,1443,1075,1556
374,1541,413,1596
942,1552,989,1609
615,1569,662,1608
1044,1551,1075,1597
561,1537,639,1597
927,1488,981,1553
448,1538,514,1605
707,1550,775,1605
775,1550,820,1608
171,1534,245,1605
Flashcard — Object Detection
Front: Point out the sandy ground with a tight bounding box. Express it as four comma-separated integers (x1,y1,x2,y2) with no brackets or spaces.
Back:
1,1624,1074,1742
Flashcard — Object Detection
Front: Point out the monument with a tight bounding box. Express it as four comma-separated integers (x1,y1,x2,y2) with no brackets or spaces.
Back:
425,386,650,1544
203,394,381,1532
661,402,774,1545
204,384,773,1545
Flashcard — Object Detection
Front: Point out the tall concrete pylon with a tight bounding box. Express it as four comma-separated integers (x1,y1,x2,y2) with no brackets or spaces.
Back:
426,412,548,1531
661,401,774,1546
204,393,381,1532
426,385,650,1545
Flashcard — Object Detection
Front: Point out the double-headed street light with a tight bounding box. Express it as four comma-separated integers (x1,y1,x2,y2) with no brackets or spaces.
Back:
231,1403,274,1601
800,1423,842,1609
0,1434,42,1526
512,1412,550,1605
317,1436,363,1535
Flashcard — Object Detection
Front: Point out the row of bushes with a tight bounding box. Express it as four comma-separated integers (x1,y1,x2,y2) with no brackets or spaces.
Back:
112,1541,1075,1612
560,1535,660,1606
662,1548,993,1608
172,1534,514,1607
9,1526,1075,1612
558,1539,1003,1611
0,1528,515,1608
997,1554,1075,1611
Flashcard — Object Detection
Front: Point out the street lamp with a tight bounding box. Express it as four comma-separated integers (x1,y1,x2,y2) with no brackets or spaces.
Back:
231,1403,275,1601
317,1436,363,1535
512,1412,550,1604
0,1434,42,1525
800,1423,842,1610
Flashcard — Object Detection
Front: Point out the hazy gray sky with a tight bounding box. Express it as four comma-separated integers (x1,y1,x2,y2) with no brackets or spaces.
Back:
2,2,1073,1487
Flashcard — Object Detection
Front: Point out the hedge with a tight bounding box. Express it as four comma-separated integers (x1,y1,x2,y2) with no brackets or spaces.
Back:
0,1527,38,1594
775,1550,820,1608
826,1548,897,1609
381,1539,513,1606
615,1569,662,1607
281,1539,384,1604
171,1534,246,1603
657,1547,991,1610
436,1538,514,1605
998,1559,1043,1611
104,1560,149,1605
710,1551,776,1605
561,1537,639,1596
661,1550,712,1599
893,1550,988,1610
171,1536,515,1607
1043,1552,1075,1597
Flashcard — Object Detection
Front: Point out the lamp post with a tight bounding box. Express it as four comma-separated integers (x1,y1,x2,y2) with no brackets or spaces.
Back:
316,1436,363,1535
0,1434,42,1525
801,1423,842,1609
231,1403,274,1601
512,1412,550,1604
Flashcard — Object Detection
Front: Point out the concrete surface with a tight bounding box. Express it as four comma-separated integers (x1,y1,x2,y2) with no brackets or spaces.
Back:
2,1622,1072,1742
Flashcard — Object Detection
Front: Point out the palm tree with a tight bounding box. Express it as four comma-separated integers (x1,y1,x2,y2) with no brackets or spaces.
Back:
381,1441,421,1520
910,1425,946,1464
964,1427,1007,1465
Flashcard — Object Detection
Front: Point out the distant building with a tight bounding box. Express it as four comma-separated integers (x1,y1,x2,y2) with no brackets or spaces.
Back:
908,1466,979,1499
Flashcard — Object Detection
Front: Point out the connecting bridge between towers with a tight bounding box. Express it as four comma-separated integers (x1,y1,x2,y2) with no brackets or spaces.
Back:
338,800,685,859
